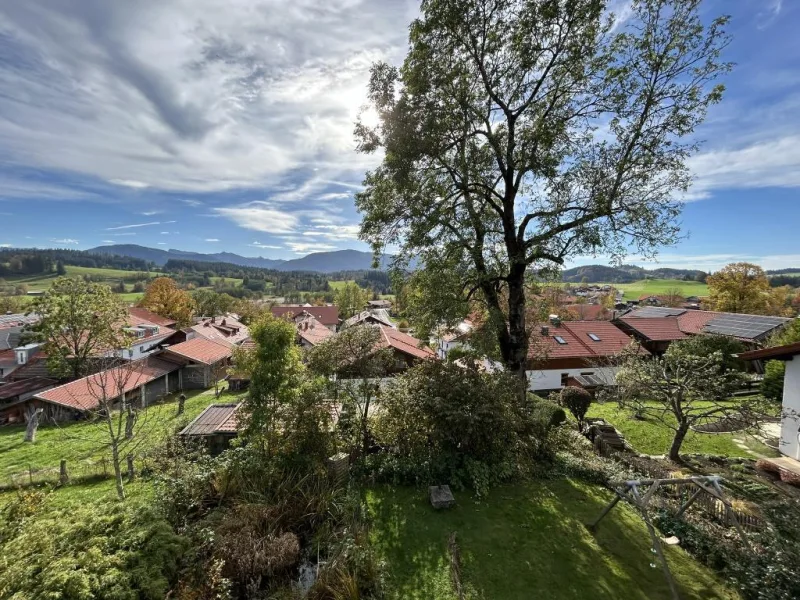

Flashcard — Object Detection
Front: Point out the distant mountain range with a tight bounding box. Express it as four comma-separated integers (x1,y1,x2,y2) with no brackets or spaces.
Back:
560,264,708,283
88,244,392,273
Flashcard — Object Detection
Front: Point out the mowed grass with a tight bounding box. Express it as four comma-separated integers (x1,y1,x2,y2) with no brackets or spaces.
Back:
601,279,709,301
0,388,238,483
328,279,356,290
586,401,778,458
368,480,738,600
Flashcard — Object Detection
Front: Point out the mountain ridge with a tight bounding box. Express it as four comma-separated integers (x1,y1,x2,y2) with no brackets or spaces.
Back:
88,244,391,273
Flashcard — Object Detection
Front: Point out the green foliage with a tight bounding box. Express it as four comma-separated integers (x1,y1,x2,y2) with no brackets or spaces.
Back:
677,334,746,372
29,276,129,378
334,281,370,319
0,493,187,600
615,341,747,460
370,361,562,495
761,360,786,402
559,386,593,429
192,288,236,316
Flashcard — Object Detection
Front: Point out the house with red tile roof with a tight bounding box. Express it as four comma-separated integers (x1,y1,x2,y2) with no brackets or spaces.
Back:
127,307,178,329
189,315,249,346
526,320,647,392
614,316,688,354
160,337,233,390
295,316,334,348
271,305,339,330
4,357,181,423
376,325,436,369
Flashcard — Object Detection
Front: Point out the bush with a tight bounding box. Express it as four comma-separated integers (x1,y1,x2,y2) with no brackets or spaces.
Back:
762,360,785,402
369,361,566,495
559,386,593,429
0,493,187,600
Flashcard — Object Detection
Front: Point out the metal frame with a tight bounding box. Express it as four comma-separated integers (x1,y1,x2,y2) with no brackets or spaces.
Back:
587,476,750,600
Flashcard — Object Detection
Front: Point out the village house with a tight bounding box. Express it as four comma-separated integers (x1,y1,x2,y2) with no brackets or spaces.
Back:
435,319,474,359
342,309,395,330
294,315,334,349
188,314,249,345
615,306,791,354
526,318,649,392
373,325,436,372
739,343,800,481
160,337,233,390
271,305,339,331
366,299,392,310
1,356,180,423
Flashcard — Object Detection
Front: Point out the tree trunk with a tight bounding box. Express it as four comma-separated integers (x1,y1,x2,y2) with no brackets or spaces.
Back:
177,394,186,416
59,459,69,485
111,442,126,500
126,453,135,482
668,423,690,462
24,407,44,443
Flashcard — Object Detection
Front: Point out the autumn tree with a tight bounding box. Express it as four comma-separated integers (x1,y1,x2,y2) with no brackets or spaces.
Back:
662,288,685,308
29,277,129,379
138,277,195,327
334,281,369,320
355,0,731,377
192,289,236,318
706,262,790,316
308,325,393,457
615,341,745,461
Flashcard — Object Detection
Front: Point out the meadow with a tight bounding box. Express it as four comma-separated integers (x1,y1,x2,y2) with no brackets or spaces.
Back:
583,279,709,301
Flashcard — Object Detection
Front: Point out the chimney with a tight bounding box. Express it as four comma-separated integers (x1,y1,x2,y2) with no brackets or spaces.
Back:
221,318,227,326
549,315,561,327
541,325,550,337
211,316,216,324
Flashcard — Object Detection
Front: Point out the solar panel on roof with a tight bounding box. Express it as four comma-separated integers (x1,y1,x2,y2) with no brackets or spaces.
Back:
703,314,790,341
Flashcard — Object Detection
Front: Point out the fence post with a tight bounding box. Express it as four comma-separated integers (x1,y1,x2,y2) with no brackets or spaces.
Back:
59,459,69,485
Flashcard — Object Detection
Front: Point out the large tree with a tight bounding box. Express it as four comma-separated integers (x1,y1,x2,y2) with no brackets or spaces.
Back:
334,281,370,320
355,0,730,375
138,277,195,327
29,277,129,379
706,262,791,316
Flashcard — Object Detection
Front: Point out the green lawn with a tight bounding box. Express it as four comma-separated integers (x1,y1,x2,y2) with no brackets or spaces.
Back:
0,388,239,486
585,279,709,301
368,480,738,600
328,279,356,290
586,401,778,458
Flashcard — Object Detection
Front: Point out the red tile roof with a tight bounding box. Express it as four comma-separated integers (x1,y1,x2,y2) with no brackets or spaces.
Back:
271,305,339,327
296,317,334,346
162,337,232,365
34,358,178,411
529,321,647,360
128,308,177,328
619,317,688,341
190,315,249,345
376,326,436,360
739,341,800,362
676,310,718,334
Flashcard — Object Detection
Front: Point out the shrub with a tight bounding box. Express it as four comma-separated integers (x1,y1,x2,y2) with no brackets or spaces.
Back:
559,386,593,429
0,494,187,600
370,361,565,495
761,360,785,402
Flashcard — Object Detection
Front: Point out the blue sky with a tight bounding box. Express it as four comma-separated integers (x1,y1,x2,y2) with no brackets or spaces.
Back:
0,0,797,271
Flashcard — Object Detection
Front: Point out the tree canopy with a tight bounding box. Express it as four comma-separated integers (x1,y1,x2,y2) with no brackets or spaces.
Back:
706,262,792,316
138,277,195,327
355,0,731,374
29,277,129,379
334,282,370,320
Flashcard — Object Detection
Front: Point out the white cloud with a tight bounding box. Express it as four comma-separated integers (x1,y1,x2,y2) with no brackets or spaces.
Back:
160,231,170,234
141,210,163,216
101,240,115,243
204,238,220,242
570,252,800,273
106,221,162,230
285,241,338,254
50,238,79,245
0,0,412,194
157,242,167,245
109,179,149,189
107,232,137,237
214,202,299,234
309,224,360,240
249,242,282,249
0,243,11,248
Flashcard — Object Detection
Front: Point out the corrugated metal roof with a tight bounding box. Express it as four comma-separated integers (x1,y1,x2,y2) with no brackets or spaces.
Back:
180,403,240,436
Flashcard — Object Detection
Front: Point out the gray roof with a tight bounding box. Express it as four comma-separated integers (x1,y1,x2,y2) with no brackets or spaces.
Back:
0,327,23,351
179,403,240,436
0,313,39,328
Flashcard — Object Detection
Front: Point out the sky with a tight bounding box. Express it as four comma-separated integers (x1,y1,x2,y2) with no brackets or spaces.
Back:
0,0,798,272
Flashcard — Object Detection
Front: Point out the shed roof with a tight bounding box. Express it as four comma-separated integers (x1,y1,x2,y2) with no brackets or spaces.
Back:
738,342,800,362
180,403,240,436
376,325,436,360
34,357,178,411
0,377,58,400
162,337,232,365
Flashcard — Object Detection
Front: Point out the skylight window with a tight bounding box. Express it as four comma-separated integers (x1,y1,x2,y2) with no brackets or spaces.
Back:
588,333,601,342
554,336,567,345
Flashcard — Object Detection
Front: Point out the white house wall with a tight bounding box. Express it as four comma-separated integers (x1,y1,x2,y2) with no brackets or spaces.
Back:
781,359,800,460
526,366,619,392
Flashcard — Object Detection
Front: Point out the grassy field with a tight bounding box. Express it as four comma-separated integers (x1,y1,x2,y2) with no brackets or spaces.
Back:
368,480,738,600
586,401,777,458
579,279,709,301
0,388,238,487
328,279,356,290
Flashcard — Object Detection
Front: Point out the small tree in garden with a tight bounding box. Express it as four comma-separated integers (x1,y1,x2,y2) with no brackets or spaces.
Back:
615,342,746,461
559,386,593,431
307,325,393,458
